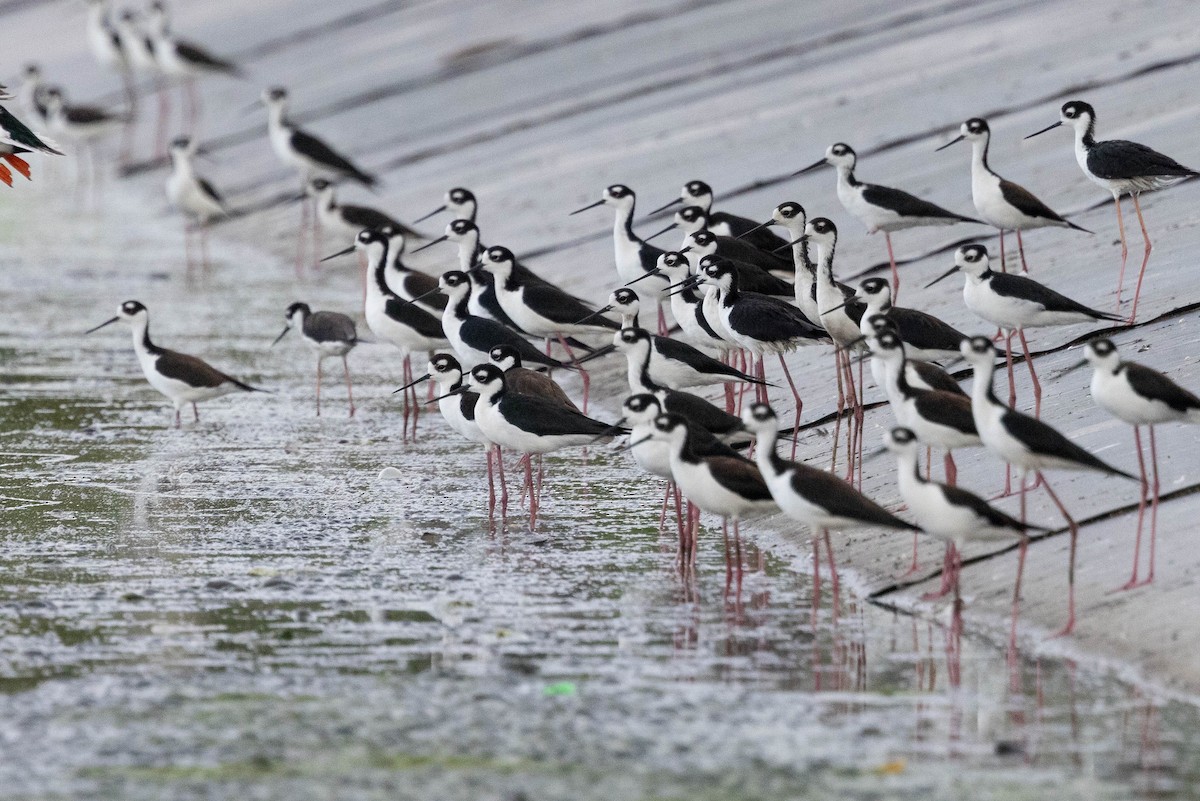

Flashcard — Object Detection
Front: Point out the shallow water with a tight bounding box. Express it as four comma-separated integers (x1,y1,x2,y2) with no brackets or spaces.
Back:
2,186,1200,799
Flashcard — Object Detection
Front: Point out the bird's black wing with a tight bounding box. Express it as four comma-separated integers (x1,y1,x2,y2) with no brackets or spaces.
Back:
513,261,588,304
998,179,1069,223
460,317,570,370
707,456,774,502
0,105,61,154
688,425,749,460
989,272,1121,321
1122,363,1200,414
156,349,259,391
728,258,793,296
341,204,398,230
912,390,977,436
911,361,965,396
662,389,742,435
175,40,241,74
729,295,828,344
938,483,1037,531
1089,140,1198,180
892,308,965,352
458,390,480,421
498,393,615,437
520,284,619,329
383,298,444,339
861,183,979,223
654,335,751,378
197,176,225,209
306,311,357,343
400,271,448,311
1000,409,1132,477
787,461,917,529
290,129,377,187
714,211,791,251
67,105,125,124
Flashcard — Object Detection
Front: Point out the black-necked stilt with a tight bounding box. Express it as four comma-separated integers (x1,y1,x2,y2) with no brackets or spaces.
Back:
413,186,477,223
84,0,135,163
961,335,1134,640
146,0,240,137
647,251,729,353
650,179,792,252
797,143,981,299
613,327,746,441
43,87,127,187
571,184,671,333
697,257,826,453
478,244,617,412
884,426,1046,607
927,244,1120,416
436,270,574,373
0,104,61,186
590,286,762,391
681,230,793,296
643,412,777,584
397,353,507,517
272,302,360,417
308,178,415,252
464,363,622,529
488,344,579,411
744,202,817,321
938,117,1088,274
860,314,965,398
652,206,793,278
807,217,868,481
854,277,965,363
744,403,917,608
348,229,447,437
166,137,226,272
115,10,163,152
1065,338,1200,590
87,300,265,427
378,224,446,316
1026,100,1198,322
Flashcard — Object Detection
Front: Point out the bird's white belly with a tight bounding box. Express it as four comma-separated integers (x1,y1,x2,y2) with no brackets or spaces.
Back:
671,456,774,519
439,395,489,445
630,423,672,479
1092,371,1183,426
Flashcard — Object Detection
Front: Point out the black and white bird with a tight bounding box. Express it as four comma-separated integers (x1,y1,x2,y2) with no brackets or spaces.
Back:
87,300,264,427
397,353,507,517
488,344,579,412
961,336,1134,640
884,426,1045,604
43,87,127,185
272,302,360,417
858,314,966,399
114,9,164,155
413,186,477,223
165,136,226,271
680,229,794,296
464,363,622,529
1026,100,1198,322
571,184,671,333
646,251,730,354
927,244,1120,416
1067,338,1200,590
261,88,375,187
853,277,965,363
652,206,793,279
146,0,240,133
308,178,415,248
649,179,791,252
378,225,446,316
744,404,917,602
797,142,981,299
743,202,819,322
587,286,761,390
435,270,574,372
84,0,135,163
938,116,1088,274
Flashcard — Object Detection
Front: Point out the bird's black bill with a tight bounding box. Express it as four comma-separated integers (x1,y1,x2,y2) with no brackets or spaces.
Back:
588,417,627,445
863,445,888,463
615,434,653,452
924,265,959,289
1055,359,1089,379
85,316,119,334
413,204,446,224
735,219,773,240
320,245,355,262
771,235,805,254
625,268,662,287
837,334,868,353
405,286,441,305
1024,121,1062,140
647,197,682,215
642,223,675,242
569,199,605,215
574,305,614,326
429,387,463,403
411,234,448,253
793,159,826,176
935,134,965,152
270,326,291,346
393,374,431,394
821,299,850,315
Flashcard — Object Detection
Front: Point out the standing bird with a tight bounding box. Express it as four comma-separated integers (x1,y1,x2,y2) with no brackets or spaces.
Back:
84,0,136,165
259,87,378,273
938,117,1089,273
649,179,791,252
87,300,265,427
114,9,163,157
1026,101,1198,322
853,277,966,364
650,206,794,280
146,0,241,137
165,136,226,272
307,178,422,261
926,244,1120,417
43,87,127,191
884,427,1046,605
1066,338,1200,589
961,336,1133,640
744,404,918,606
413,186,478,224
487,344,579,411
796,142,981,300
272,302,360,417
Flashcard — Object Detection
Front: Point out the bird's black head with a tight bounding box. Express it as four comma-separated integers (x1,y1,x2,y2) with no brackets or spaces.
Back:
484,245,513,263
120,300,147,317
684,180,711,198
284,301,310,319
1061,101,1094,120
776,201,805,220
356,228,387,246
605,184,633,199
747,402,775,424
860,277,890,298
612,287,638,307
661,251,688,270
310,177,332,192
448,219,476,236
624,393,660,415
169,136,191,151
617,327,650,347
966,336,994,356
448,187,474,205
965,118,989,135
441,270,470,289
830,142,854,158
470,363,505,388
888,427,918,447
430,353,461,376
1088,338,1117,357
23,64,40,79
265,86,287,102
678,206,706,224
865,313,896,334
808,217,836,237
876,330,903,353
958,244,988,266
489,344,521,369
690,230,716,247
653,412,687,437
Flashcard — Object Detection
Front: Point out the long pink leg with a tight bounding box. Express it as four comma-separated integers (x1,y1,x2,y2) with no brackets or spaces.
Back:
1005,329,1018,410
823,529,841,619
722,352,735,413
1009,472,1030,657
923,543,955,599
1040,473,1080,638
1127,194,1153,323
486,446,496,518
495,446,509,517
1016,230,1030,274
999,229,1008,273
855,355,865,489
811,534,822,626
841,348,860,484
1016,328,1041,418
831,350,845,473
1146,425,1160,584
658,481,672,535
1121,425,1149,590
175,408,182,428
756,355,768,405
400,356,412,441
944,451,957,486
187,78,201,132
343,355,355,417
523,454,537,530
672,481,685,550
183,221,194,275
555,333,589,414
315,357,323,416
1113,193,1129,309
657,303,668,337
192,403,200,422
885,232,900,302
200,224,211,271
777,353,803,459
